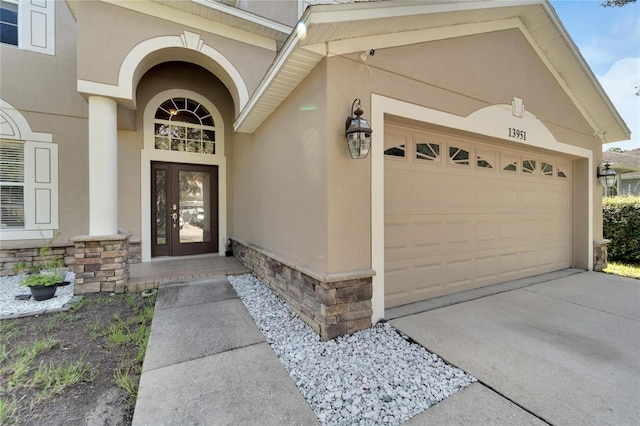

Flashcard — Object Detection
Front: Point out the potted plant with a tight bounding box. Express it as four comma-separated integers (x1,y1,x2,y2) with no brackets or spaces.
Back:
21,273,62,301
37,245,67,277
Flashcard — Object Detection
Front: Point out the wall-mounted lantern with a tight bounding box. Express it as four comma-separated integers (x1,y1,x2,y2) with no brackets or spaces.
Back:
597,163,616,189
345,99,373,159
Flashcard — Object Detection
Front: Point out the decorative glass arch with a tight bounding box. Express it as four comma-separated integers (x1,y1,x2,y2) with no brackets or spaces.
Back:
154,97,216,155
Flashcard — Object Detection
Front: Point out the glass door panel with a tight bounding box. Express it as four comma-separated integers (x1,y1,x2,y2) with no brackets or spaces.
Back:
151,162,218,257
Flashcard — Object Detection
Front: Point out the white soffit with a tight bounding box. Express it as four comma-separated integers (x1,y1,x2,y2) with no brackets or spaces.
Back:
234,0,629,144
65,0,78,20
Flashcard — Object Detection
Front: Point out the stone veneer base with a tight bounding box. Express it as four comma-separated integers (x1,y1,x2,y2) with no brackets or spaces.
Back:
231,238,374,340
70,234,130,294
593,239,611,272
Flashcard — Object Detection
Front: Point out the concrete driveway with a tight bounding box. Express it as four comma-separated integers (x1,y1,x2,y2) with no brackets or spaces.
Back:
391,271,640,425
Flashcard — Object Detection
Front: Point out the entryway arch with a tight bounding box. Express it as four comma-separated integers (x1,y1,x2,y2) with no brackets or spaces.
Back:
141,89,227,262
78,31,249,116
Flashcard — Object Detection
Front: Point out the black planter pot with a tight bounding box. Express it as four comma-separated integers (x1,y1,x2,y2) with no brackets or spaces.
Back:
30,285,58,301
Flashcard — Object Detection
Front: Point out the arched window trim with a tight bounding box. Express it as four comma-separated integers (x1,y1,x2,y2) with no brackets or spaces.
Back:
154,97,217,156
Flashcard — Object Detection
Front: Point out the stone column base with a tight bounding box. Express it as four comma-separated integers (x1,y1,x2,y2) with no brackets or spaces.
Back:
593,239,611,272
231,238,374,340
70,234,130,294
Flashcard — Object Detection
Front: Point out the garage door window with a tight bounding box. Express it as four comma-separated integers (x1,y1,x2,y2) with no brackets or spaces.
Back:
522,159,537,174
558,166,567,178
476,149,495,169
415,142,440,162
541,162,554,177
384,144,406,158
449,146,470,166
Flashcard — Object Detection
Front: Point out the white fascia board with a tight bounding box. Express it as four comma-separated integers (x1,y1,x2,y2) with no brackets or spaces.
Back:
540,1,630,143
192,0,292,35
306,0,542,25
101,0,278,51
234,9,313,132
324,18,522,56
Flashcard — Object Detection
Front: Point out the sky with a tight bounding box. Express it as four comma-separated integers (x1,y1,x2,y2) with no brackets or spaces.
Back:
550,0,640,152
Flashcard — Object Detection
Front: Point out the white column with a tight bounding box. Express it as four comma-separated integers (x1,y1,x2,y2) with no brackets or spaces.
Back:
88,96,118,235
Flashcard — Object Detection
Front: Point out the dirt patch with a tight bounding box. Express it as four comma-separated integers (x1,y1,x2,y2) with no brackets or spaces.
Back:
1,293,156,425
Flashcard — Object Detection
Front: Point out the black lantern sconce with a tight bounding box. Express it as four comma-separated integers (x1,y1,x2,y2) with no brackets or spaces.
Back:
345,99,373,159
597,162,616,189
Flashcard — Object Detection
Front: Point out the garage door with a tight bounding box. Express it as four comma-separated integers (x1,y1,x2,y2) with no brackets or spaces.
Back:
384,124,572,308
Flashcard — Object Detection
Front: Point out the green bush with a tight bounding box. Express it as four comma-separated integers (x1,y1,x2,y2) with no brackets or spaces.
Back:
603,196,640,264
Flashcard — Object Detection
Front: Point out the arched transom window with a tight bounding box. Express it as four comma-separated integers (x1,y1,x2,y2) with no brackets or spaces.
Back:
154,98,216,155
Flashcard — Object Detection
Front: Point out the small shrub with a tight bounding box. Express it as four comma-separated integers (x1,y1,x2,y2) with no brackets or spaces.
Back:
603,196,640,264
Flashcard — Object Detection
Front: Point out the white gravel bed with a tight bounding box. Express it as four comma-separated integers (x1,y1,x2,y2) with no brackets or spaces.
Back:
0,275,74,318
228,274,476,425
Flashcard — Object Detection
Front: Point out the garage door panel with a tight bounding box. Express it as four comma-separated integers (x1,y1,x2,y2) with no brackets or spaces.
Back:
446,220,474,245
521,250,540,272
476,254,499,281
539,248,556,268
385,221,410,251
499,219,520,241
384,127,572,309
444,258,474,287
414,221,442,247
475,219,498,241
498,251,522,279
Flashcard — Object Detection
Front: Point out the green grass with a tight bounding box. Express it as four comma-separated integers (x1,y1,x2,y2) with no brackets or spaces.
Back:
5,338,62,390
603,261,640,279
108,292,156,402
32,357,96,401
114,367,139,399
0,396,17,424
1,292,156,423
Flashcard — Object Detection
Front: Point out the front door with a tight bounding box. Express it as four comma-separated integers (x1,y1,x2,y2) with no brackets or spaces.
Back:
151,162,218,257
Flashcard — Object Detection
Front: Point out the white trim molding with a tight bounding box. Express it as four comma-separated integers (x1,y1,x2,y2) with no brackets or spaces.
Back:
140,89,228,262
370,94,594,322
0,99,57,240
78,31,249,116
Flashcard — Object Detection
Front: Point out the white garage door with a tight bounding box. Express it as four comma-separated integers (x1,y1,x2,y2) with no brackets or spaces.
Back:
384,124,572,308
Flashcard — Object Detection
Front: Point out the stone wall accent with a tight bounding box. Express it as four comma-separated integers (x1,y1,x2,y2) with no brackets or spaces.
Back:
129,240,142,264
593,239,611,272
232,238,374,340
0,243,75,276
70,234,130,294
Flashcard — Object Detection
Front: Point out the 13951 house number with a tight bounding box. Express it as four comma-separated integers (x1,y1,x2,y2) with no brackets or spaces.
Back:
508,128,527,141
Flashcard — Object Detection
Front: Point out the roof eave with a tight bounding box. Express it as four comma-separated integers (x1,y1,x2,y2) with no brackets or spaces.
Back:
234,0,631,143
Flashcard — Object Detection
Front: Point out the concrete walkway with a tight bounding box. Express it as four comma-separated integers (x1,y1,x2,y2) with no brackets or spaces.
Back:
133,268,639,425
132,276,318,425
393,271,640,425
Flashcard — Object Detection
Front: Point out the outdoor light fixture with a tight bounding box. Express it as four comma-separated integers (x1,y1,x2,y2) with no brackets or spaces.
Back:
345,98,373,159
597,162,616,188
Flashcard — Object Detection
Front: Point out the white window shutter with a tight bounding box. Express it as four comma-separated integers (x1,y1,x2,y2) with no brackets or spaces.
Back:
24,141,58,230
19,0,55,55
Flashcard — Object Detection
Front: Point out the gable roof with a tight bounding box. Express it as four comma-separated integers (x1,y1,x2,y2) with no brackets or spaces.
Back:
233,0,630,145
603,148,640,173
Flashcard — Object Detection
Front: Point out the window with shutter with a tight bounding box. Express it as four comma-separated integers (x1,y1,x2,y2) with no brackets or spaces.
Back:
1,100,58,240
0,0,55,54
0,1,18,46
0,140,24,228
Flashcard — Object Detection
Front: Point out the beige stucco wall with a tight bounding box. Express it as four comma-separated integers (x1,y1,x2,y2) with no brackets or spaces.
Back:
76,1,274,99
234,27,606,276
329,28,599,269
0,1,89,244
232,60,331,272
360,29,597,150
116,62,236,240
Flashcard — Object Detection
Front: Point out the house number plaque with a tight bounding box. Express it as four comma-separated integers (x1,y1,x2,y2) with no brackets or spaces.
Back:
508,127,527,141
